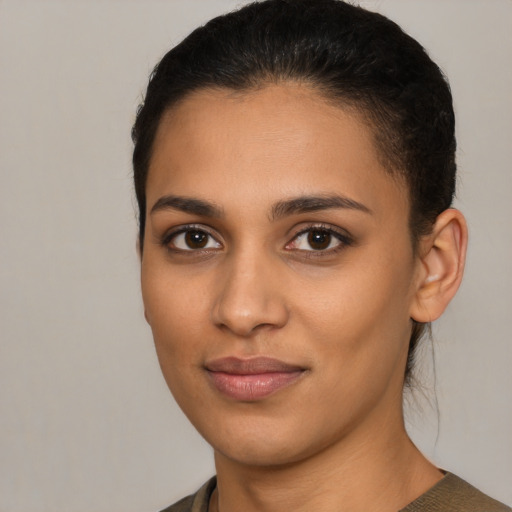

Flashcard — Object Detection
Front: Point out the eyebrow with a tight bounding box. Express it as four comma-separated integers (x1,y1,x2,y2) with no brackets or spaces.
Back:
149,193,371,220
270,194,372,221
150,195,224,218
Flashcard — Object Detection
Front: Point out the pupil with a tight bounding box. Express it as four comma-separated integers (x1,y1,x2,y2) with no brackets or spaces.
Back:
185,230,208,248
308,230,331,250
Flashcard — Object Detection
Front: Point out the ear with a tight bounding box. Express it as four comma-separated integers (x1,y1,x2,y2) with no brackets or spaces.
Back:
410,208,468,323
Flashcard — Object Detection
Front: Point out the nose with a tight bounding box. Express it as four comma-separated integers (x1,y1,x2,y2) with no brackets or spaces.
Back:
211,251,289,337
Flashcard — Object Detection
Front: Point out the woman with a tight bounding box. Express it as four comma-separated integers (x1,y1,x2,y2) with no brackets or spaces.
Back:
132,1,511,511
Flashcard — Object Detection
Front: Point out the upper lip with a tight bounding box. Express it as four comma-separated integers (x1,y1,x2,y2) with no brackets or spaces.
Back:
205,356,304,375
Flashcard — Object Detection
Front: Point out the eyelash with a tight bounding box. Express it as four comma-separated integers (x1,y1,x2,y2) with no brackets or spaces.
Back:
161,224,221,254
285,223,353,257
160,223,353,257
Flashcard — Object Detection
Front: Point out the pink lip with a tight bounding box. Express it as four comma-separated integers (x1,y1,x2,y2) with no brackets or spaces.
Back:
205,357,305,401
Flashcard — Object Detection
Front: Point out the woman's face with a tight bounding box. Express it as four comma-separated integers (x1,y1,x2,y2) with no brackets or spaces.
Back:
141,84,422,467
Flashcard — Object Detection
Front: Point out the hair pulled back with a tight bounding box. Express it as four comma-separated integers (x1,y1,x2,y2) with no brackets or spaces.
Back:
132,0,457,386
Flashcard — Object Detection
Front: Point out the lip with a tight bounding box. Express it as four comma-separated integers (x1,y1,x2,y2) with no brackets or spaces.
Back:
205,356,306,401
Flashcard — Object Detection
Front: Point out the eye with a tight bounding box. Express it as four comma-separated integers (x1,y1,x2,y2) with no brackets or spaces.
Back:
286,226,351,252
164,227,222,252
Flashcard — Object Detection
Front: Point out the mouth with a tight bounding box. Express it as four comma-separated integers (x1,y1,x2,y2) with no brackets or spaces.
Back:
204,356,306,401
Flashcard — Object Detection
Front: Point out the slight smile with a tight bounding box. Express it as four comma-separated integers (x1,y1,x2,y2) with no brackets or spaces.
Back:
205,357,307,401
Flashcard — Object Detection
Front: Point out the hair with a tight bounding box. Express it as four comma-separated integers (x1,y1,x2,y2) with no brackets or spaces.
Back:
132,0,456,386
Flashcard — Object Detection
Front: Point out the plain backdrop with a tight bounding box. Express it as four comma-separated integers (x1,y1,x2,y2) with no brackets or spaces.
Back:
0,1,511,511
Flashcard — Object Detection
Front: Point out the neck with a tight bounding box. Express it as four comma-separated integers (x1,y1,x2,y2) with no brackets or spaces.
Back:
211,411,442,512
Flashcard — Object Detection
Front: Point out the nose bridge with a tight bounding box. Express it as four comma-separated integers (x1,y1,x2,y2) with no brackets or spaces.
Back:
211,244,288,336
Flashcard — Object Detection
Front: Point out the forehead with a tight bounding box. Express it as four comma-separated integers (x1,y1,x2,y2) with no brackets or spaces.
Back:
147,84,408,217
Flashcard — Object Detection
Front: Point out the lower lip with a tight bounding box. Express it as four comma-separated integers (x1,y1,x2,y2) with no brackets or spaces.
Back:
207,371,304,401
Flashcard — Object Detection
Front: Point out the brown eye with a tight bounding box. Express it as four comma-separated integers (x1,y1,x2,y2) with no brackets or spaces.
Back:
185,230,208,248
286,225,352,254
307,229,332,250
165,227,222,252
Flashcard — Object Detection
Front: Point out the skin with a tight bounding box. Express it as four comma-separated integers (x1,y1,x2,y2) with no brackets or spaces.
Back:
141,84,467,512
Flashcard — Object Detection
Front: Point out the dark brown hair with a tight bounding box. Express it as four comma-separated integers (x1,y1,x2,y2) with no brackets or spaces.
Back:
132,0,456,385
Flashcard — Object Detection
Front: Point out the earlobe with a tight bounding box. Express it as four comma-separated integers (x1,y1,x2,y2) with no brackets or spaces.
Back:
410,209,468,323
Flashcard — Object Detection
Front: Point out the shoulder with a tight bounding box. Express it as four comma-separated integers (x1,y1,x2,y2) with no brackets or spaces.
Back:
401,472,511,512
159,477,216,512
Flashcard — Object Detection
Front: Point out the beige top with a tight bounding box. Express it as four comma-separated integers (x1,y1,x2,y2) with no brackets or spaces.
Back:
160,473,511,512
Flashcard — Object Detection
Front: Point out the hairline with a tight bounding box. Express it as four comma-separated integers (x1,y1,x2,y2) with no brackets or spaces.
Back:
140,79,417,248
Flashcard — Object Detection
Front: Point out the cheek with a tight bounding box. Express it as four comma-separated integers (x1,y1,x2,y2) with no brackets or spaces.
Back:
142,267,211,409
141,261,208,360
295,252,414,383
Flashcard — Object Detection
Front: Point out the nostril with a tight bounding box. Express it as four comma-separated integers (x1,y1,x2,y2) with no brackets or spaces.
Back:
211,287,289,337
213,305,284,337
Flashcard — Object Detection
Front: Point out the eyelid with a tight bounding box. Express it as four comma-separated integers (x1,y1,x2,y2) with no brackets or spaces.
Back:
159,222,353,256
285,223,354,253
161,224,223,252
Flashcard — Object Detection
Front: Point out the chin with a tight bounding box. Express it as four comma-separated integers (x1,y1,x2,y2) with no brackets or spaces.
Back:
215,437,309,468
201,414,341,469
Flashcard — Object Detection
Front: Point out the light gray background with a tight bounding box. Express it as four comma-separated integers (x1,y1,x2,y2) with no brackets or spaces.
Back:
0,1,510,511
